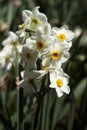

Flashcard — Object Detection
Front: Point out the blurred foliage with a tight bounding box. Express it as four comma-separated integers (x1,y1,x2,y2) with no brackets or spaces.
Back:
0,0,87,130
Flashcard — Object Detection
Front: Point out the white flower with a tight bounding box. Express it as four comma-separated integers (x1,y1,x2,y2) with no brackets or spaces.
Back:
2,31,22,56
42,40,70,69
49,69,70,97
52,25,74,48
2,31,19,46
16,6,48,42
22,6,47,29
18,70,44,91
22,44,39,70
26,34,54,57
0,45,14,69
16,18,31,41
34,23,51,37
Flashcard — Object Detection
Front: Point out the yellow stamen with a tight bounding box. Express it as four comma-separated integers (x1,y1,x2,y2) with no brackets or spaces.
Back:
42,66,47,70
51,50,61,60
32,18,40,25
11,41,19,46
4,55,10,62
56,79,63,87
36,40,45,51
19,23,25,29
57,34,66,42
26,52,32,60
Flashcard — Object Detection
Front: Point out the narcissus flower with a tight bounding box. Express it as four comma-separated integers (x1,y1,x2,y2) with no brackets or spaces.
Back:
2,31,19,47
2,31,22,55
16,6,48,42
0,45,14,70
26,35,54,57
22,44,39,69
49,69,70,97
22,6,47,29
42,40,69,69
52,25,74,48
18,70,45,91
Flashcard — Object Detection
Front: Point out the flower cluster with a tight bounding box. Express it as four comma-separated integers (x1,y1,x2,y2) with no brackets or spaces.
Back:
0,7,74,97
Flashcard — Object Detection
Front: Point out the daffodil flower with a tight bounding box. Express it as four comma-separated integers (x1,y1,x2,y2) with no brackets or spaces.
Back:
34,23,51,37
52,25,74,48
49,69,70,97
2,31,19,46
42,40,70,69
22,6,47,29
16,6,48,42
26,34,54,57
16,17,31,41
18,70,45,91
22,44,39,70
0,45,15,70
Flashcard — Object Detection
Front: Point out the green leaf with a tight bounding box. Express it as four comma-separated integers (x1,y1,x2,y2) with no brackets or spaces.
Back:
39,95,47,130
6,2,16,29
51,97,65,130
74,78,87,100
0,112,12,130
67,102,75,130
58,103,70,121
44,90,55,130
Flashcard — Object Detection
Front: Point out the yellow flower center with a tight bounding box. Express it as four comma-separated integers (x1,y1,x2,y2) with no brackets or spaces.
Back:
42,66,48,70
11,41,19,46
36,40,45,51
51,50,61,60
32,18,40,25
19,23,25,29
26,52,32,60
56,79,63,87
4,55,10,62
57,34,66,42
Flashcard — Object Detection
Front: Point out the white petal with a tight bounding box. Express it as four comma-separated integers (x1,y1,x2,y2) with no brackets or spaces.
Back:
7,62,12,70
50,71,56,82
32,6,40,14
2,31,18,46
21,71,25,78
22,10,32,21
49,83,56,88
36,13,47,24
37,70,47,79
56,88,63,97
66,30,74,42
61,51,70,63
44,23,51,34
18,78,27,88
42,56,50,67
2,37,11,46
52,27,59,35
9,31,18,40
61,85,70,94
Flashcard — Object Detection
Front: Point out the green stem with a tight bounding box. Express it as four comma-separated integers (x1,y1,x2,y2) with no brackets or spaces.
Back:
17,88,24,130
44,91,52,130
32,95,42,130
38,95,47,130
14,48,24,130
